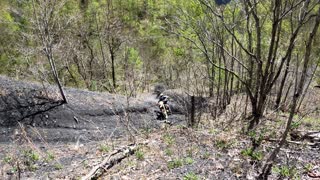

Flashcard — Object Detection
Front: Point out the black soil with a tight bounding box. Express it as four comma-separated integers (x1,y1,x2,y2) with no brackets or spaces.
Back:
0,75,185,143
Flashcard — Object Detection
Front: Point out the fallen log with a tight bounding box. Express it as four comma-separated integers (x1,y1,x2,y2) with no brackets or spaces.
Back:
82,142,147,180
290,130,320,142
264,138,319,148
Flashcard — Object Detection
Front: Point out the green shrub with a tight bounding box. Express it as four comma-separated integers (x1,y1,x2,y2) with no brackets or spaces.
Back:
183,172,199,180
241,148,263,161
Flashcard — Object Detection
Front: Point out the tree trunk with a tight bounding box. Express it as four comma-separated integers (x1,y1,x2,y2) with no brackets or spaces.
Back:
46,49,68,103
259,7,320,178
110,47,116,92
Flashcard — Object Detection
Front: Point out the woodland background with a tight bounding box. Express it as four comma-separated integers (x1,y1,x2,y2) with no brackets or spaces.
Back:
1,0,320,179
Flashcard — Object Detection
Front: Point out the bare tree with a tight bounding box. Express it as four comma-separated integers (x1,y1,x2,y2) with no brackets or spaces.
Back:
259,4,320,179
191,0,317,131
31,0,67,103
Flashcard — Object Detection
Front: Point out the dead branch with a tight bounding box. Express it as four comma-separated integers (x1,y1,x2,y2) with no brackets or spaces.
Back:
264,138,317,147
82,142,147,180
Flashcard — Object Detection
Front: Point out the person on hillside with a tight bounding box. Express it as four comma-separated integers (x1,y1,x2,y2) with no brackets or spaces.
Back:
158,101,168,119
158,93,171,115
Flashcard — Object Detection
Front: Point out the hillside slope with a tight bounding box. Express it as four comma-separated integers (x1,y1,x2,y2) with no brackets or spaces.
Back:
0,76,185,142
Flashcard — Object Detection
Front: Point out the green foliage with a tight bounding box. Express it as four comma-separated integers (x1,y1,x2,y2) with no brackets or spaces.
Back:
303,163,313,172
209,128,218,135
3,154,19,174
128,47,143,69
165,148,174,156
167,158,183,169
1,0,320,105
290,121,302,130
135,149,145,161
167,156,195,170
173,47,186,57
272,165,298,178
163,134,175,146
99,144,111,153
240,148,263,161
3,155,13,164
23,149,40,171
90,80,97,91
184,157,194,165
215,139,233,150
45,152,55,162
248,130,265,147
183,172,199,180
82,160,89,168
23,149,40,162
54,163,63,170
202,151,211,159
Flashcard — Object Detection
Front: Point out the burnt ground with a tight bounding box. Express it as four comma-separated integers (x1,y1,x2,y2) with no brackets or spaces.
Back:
0,76,320,179
0,75,185,143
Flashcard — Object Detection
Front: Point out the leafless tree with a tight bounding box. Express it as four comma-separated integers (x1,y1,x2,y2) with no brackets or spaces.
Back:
259,4,320,178
31,0,68,103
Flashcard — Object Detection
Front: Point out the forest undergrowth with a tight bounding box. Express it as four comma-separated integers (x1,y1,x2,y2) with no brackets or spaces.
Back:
1,88,319,179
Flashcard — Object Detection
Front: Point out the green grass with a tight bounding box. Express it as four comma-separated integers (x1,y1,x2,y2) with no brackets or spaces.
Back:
23,149,40,162
45,152,55,162
135,149,145,161
240,148,263,161
163,134,175,146
183,172,199,180
202,151,210,159
22,149,41,171
272,165,298,178
167,158,183,169
99,144,111,153
184,157,194,165
3,155,13,164
165,148,174,156
167,156,195,170
54,163,63,170
215,139,234,150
